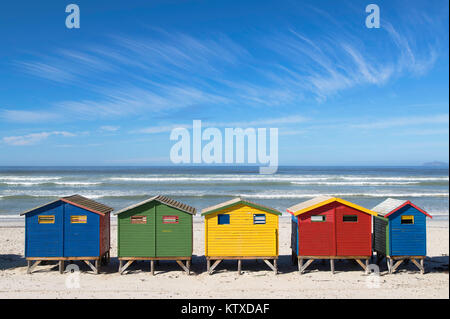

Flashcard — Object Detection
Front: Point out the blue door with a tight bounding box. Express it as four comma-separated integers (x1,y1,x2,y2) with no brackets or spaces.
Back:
63,204,99,257
390,206,427,256
26,201,64,257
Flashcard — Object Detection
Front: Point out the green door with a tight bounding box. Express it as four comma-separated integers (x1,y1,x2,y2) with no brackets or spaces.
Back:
118,202,156,257
155,203,192,257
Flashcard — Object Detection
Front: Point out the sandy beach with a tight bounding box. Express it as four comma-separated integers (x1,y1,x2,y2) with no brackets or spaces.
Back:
0,217,448,299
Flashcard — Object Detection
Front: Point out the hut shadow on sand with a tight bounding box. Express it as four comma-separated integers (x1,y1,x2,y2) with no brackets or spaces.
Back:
426,255,449,273
190,254,379,275
0,254,27,270
367,254,449,275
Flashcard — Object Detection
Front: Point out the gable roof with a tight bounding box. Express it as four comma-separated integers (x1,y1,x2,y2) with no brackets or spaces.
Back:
20,194,113,216
201,197,281,216
372,198,432,218
115,195,196,215
287,196,377,217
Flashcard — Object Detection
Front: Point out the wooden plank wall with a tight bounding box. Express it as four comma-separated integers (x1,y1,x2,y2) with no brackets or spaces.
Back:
373,216,388,255
205,204,278,257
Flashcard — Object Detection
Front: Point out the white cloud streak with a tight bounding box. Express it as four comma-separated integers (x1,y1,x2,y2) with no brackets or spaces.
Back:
99,125,120,132
135,115,307,134
11,6,443,119
351,114,449,130
0,109,60,123
2,131,76,146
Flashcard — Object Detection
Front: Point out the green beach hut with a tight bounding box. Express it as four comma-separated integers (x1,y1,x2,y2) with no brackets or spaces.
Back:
115,195,196,275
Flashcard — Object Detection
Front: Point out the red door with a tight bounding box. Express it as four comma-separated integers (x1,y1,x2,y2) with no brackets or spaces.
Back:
298,203,336,256
335,204,371,256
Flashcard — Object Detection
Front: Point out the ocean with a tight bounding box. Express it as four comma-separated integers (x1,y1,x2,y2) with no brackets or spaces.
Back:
0,166,448,220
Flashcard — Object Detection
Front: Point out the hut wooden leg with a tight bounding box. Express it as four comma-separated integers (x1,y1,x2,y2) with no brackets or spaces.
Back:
186,260,191,275
27,260,31,274
151,260,155,276
95,259,100,274
263,259,277,274
387,258,393,274
207,259,210,273
299,259,314,274
411,258,425,274
420,258,425,274
120,260,133,275
355,259,367,272
208,260,222,275
391,259,403,274
27,260,41,274
365,259,370,274
330,259,335,274
59,260,64,274
119,260,123,273
298,258,303,274
237,259,242,275
84,260,98,274
176,260,190,275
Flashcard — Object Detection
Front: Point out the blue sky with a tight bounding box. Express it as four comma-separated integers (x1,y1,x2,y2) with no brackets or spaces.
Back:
0,0,448,166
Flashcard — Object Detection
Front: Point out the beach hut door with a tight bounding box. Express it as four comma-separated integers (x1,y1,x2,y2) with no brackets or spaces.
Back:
335,206,370,256
63,204,99,257
298,213,335,256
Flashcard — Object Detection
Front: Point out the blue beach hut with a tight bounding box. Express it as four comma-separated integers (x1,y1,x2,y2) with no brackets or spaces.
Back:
372,198,432,274
20,194,113,274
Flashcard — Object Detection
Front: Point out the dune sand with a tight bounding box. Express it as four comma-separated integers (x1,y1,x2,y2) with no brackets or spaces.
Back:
0,217,448,299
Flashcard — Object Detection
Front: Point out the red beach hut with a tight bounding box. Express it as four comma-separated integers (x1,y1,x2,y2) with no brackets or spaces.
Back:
287,196,377,274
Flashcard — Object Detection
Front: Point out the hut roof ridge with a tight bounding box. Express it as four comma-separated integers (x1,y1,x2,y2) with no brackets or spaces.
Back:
201,197,281,216
114,195,196,215
20,194,113,216
287,196,377,216
372,198,432,218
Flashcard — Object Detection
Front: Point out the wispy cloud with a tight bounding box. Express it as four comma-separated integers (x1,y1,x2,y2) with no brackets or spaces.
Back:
99,125,120,132
135,115,307,134
2,131,76,146
54,84,230,119
0,109,60,123
11,4,444,119
351,114,449,130
16,61,76,83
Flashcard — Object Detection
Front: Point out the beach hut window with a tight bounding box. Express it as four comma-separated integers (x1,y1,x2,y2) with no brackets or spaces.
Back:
130,216,147,224
343,215,358,222
38,215,55,224
311,215,326,222
218,214,230,225
253,214,266,224
71,215,87,223
401,215,414,224
163,215,179,224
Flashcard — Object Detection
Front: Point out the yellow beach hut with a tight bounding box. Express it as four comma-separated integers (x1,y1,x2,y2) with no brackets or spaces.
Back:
201,197,281,275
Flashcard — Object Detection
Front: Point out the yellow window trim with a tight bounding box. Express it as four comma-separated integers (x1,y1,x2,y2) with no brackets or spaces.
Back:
71,215,87,224
401,215,414,224
291,197,378,216
38,215,55,224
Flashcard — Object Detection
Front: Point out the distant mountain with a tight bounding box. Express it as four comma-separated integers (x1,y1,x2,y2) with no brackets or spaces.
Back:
422,161,449,167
